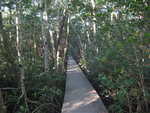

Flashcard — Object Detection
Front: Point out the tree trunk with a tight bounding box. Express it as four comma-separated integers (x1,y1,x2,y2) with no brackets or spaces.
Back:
49,27,56,62
40,0,49,72
127,93,132,113
15,5,29,112
16,17,21,62
0,12,3,30
0,3,3,48
90,0,96,36
20,66,29,112
56,10,68,72
16,6,22,63
0,90,7,113
0,14,3,48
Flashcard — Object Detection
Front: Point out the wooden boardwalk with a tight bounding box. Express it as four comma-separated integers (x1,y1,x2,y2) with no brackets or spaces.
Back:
61,57,108,113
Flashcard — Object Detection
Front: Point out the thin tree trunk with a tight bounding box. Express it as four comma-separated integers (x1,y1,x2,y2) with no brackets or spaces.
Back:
16,5,29,112
127,93,132,113
49,27,56,61
40,0,49,72
0,9,3,29
8,6,12,41
0,5,7,113
20,66,29,112
56,10,67,72
16,17,21,62
90,0,96,36
0,3,4,48
0,90,7,113
136,93,141,113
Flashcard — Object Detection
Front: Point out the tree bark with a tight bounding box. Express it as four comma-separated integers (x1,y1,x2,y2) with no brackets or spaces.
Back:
15,4,29,112
56,10,68,72
0,90,7,113
90,0,96,36
20,66,29,112
40,0,49,72
16,5,22,63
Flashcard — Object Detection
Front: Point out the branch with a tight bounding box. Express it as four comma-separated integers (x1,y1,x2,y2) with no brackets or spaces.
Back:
0,88,18,90
12,93,24,113
32,103,58,113
27,98,39,105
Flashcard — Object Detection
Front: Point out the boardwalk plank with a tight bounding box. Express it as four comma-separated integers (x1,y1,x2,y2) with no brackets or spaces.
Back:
61,57,108,113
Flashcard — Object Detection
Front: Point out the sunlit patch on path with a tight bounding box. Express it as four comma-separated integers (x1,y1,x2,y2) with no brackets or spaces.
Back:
61,57,108,113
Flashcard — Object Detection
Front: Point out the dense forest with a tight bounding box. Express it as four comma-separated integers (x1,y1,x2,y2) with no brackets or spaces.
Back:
0,0,149,113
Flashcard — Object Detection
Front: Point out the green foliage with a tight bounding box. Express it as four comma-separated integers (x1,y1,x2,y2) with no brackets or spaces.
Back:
70,0,150,113
0,1,66,112
0,0,150,113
